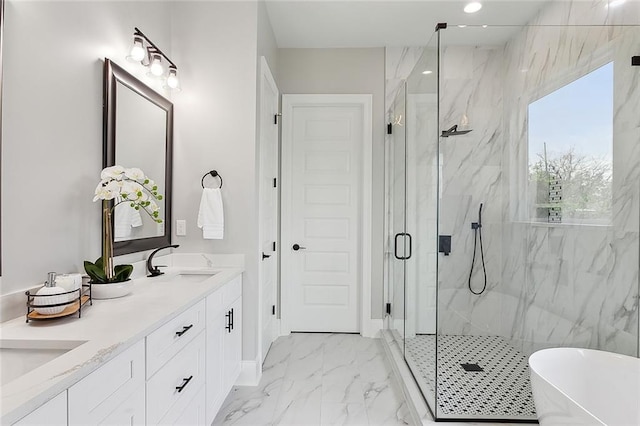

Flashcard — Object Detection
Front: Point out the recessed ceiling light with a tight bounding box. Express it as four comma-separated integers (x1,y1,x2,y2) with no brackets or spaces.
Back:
482,25,488,28
606,0,626,7
422,70,433,75
458,25,467,28
464,2,482,13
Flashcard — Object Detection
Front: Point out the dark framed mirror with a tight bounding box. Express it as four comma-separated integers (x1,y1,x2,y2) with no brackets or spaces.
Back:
103,58,173,256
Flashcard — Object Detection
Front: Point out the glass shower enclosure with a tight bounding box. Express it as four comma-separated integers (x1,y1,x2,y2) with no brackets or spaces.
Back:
385,21,640,423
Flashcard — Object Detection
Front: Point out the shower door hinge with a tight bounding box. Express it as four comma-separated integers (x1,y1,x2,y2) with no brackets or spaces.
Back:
387,123,393,135
272,305,276,315
386,303,391,315
273,178,277,188
274,113,282,124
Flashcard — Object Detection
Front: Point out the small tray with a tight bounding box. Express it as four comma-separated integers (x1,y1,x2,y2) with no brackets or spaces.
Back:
26,283,92,323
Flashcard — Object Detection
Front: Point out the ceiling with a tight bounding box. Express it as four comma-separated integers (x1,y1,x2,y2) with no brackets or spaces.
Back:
265,0,550,48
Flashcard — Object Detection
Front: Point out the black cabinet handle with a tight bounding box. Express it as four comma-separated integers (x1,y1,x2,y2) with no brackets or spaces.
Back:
175,375,193,393
230,308,234,331
175,324,193,337
225,311,232,333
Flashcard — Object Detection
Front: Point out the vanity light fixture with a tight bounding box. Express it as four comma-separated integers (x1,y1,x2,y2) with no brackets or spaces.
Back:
150,54,163,76
128,36,146,62
464,2,482,13
166,67,180,90
127,27,180,90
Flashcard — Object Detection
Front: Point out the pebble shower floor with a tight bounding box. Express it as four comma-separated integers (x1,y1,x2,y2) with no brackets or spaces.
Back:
404,334,537,421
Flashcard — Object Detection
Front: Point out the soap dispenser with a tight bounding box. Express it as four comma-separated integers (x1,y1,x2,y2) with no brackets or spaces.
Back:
34,272,68,315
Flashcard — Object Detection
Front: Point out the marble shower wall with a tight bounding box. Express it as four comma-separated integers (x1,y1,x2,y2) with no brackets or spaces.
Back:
437,45,506,336
501,1,640,356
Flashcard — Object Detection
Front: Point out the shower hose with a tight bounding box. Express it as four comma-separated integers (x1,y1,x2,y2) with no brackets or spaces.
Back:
468,203,487,295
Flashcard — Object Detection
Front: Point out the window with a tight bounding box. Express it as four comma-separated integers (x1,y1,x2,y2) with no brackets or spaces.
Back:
528,62,613,224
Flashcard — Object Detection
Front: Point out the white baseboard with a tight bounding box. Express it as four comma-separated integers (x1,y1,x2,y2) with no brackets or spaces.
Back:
235,355,262,386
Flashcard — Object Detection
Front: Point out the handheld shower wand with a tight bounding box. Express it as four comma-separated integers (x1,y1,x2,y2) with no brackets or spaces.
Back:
468,203,487,295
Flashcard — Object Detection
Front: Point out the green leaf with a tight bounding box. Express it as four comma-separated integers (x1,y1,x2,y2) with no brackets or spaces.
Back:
113,264,133,282
84,260,107,284
94,257,104,269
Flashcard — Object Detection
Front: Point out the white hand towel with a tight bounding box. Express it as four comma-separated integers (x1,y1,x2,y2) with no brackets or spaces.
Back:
114,203,143,241
197,188,224,239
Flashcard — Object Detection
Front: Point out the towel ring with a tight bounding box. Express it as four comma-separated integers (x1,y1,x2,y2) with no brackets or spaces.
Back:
201,170,223,189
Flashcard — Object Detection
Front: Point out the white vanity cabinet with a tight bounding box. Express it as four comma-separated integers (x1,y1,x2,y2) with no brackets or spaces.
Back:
12,392,67,426
146,332,206,425
222,275,243,392
5,271,244,426
68,340,145,425
206,274,243,424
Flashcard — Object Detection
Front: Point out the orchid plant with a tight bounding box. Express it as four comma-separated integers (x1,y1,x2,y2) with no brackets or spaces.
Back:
93,165,163,222
85,165,164,284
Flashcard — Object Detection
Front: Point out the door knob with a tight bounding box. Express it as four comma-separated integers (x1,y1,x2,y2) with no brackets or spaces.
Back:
292,244,306,251
262,252,271,260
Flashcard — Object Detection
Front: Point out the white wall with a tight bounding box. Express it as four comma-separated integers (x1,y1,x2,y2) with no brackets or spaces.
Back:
1,1,172,319
277,48,385,319
170,1,262,361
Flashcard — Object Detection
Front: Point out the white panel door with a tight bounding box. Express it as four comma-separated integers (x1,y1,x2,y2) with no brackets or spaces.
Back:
258,57,280,362
282,95,370,333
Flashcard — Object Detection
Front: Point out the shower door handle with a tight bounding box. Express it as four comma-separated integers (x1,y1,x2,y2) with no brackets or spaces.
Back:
394,233,412,260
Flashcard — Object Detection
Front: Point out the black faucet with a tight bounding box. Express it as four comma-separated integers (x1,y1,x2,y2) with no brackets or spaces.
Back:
147,244,180,277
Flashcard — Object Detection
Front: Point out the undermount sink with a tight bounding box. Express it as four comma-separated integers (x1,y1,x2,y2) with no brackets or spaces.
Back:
161,271,218,284
0,339,86,386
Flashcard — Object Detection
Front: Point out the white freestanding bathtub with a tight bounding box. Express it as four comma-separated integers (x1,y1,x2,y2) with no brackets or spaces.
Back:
529,348,640,425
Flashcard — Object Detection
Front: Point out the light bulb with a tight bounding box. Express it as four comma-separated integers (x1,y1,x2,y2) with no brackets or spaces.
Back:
166,68,180,89
128,37,145,62
422,70,433,75
150,54,163,76
464,2,482,13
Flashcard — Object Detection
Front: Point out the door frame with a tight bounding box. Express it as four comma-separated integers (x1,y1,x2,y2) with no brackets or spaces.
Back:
280,94,373,337
257,57,280,364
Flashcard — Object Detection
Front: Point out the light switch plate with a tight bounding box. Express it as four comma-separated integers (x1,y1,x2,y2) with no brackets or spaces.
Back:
176,219,186,236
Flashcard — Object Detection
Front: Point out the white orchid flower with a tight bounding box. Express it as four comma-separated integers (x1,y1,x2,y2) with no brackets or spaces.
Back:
100,165,125,181
94,165,163,224
124,167,145,181
121,181,142,199
93,181,118,201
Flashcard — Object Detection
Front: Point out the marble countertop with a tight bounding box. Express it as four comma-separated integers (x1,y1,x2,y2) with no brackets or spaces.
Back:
0,253,243,425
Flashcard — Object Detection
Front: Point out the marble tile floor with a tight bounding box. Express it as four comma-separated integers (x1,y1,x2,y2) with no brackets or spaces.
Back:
213,333,529,426
213,332,412,426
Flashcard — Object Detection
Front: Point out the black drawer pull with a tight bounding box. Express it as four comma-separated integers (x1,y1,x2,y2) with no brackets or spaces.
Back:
225,311,232,333
175,375,193,393
230,308,234,331
175,324,193,337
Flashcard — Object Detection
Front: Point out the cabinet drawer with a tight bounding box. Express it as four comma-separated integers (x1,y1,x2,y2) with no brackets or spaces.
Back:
68,340,144,425
146,331,206,425
222,275,242,306
158,382,205,425
13,391,67,426
146,300,205,378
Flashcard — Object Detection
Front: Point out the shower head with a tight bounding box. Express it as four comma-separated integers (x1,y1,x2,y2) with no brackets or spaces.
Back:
441,125,472,137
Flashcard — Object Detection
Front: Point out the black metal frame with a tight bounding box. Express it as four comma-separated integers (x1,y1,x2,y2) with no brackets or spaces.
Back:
26,283,92,323
103,58,174,256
